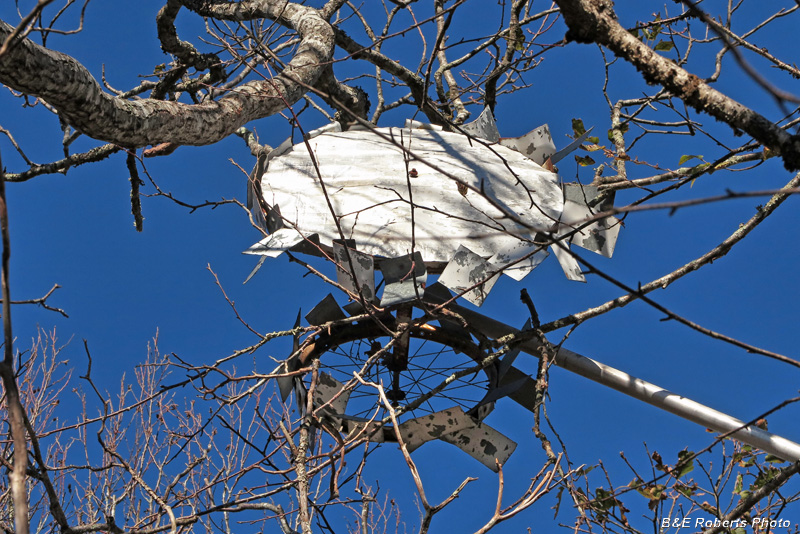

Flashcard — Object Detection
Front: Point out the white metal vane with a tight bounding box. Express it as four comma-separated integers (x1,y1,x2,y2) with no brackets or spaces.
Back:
245,107,620,305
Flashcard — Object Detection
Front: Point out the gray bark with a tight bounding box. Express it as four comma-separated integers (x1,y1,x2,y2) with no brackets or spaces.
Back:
0,1,333,148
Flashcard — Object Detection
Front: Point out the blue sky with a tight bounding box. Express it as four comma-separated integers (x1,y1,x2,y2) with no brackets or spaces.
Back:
2,0,800,531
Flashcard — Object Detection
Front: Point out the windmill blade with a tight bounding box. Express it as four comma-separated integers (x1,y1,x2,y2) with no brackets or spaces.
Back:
292,308,302,350
333,241,376,302
499,366,540,414
550,242,586,282
488,241,549,282
460,106,500,143
499,124,555,165
246,153,268,230
397,406,476,453
380,252,427,306
469,376,529,420
294,378,308,415
423,281,452,302
277,309,303,402
313,372,351,422
243,256,267,285
342,300,365,316
305,294,347,325
440,421,517,472
439,245,501,306
265,204,284,234
340,415,387,443
550,126,595,164
470,401,496,422
559,183,620,258
244,228,306,258
495,318,530,380
277,362,296,403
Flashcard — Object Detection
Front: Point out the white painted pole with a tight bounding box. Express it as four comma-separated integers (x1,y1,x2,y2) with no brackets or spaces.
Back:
426,298,800,462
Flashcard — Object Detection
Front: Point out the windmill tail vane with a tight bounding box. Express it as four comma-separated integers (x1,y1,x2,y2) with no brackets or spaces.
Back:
243,106,620,306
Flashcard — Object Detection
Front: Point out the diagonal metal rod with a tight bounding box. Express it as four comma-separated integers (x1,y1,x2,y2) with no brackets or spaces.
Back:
421,295,800,462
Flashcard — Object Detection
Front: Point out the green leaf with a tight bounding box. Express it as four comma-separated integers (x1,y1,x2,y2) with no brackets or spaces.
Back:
741,457,756,467
575,465,596,476
765,454,787,463
594,488,613,511
655,40,674,52
645,15,663,40
734,473,743,493
635,483,665,501
674,450,695,480
753,467,780,488
552,486,565,515
574,487,589,505
575,155,595,166
572,118,587,136
679,154,704,165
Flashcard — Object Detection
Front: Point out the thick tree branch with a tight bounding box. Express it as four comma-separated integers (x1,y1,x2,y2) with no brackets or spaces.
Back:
554,0,800,171
312,66,370,126
0,1,333,148
156,0,216,70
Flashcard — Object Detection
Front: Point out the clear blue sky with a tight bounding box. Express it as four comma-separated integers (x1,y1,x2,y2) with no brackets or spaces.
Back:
2,0,800,530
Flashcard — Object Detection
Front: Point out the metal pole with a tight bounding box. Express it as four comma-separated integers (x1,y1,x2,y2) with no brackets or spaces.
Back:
425,296,800,462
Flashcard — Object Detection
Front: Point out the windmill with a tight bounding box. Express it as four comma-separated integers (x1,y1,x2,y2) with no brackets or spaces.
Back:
244,109,800,470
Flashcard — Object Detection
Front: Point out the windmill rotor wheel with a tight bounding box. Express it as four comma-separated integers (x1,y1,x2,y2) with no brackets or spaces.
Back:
296,315,499,442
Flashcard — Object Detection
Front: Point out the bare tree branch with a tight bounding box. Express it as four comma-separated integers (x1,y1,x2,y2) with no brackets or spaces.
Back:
0,147,30,534
0,2,334,148
554,0,800,170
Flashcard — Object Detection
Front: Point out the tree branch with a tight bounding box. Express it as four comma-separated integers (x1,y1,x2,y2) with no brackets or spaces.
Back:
333,27,447,125
0,147,30,534
0,1,333,148
4,143,121,183
0,0,56,58
554,0,800,171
